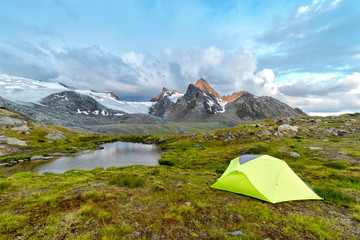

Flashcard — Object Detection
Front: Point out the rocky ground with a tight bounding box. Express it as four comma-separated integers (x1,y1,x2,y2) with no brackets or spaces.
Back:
0,110,359,239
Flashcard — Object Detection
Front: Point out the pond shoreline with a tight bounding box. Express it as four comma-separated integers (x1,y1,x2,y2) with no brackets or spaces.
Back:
0,141,162,176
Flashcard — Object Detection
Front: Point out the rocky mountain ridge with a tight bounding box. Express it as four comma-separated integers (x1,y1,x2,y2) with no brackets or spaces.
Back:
150,78,306,122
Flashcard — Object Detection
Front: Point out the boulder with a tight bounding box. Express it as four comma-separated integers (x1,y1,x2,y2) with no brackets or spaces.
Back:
0,136,27,146
262,130,272,136
0,115,29,130
276,124,298,138
0,144,19,156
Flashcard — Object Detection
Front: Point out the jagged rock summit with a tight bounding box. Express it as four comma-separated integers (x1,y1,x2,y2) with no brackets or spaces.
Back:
194,78,247,103
194,78,222,99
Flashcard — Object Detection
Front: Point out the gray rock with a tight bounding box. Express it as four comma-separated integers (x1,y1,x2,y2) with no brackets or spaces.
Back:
0,115,29,130
228,230,245,236
290,152,300,158
0,144,19,156
262,130,272,136
47,152,72,156
30,156,44,161
45,131,66,140
158,137,168,143
230,213,244,221
276,124,298,138
184,202,191,206
0,136,27,146
308,147,322,150
276,119,284,125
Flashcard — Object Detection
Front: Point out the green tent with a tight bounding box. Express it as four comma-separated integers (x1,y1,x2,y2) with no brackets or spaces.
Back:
211,155,322,203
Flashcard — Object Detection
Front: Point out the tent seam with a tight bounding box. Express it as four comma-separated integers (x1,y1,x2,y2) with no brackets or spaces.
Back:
272,161,285,203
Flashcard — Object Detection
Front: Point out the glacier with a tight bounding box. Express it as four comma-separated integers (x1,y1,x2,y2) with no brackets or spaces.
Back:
0,73,154,114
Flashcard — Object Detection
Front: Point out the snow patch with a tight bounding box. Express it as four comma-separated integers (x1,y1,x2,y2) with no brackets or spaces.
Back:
101,110,109,116
77,109,90,115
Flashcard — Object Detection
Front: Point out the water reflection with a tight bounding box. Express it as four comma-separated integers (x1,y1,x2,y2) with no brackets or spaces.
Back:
0,142,161,176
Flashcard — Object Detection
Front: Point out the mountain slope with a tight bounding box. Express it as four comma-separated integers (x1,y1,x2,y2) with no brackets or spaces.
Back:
224,92,306,121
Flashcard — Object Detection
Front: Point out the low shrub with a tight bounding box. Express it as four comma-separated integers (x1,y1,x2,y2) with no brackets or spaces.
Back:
313,187,357,204
351,214,360,223
109,175,145,188
0,181,11,191
323,161,349,170
159,159,174,166
249,145,268,154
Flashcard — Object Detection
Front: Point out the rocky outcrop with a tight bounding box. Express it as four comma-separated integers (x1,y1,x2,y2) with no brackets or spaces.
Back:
0,145,19,156
0,114,29,131
0,136,27,146
149,95,175,117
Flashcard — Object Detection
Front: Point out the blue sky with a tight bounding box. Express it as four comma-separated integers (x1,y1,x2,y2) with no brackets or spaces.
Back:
0,0,359,114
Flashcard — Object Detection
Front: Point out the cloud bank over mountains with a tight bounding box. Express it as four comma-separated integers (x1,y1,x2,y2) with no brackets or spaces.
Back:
0,41,358,114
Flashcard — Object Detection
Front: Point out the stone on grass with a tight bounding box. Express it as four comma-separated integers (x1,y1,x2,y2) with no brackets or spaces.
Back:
30,156,44,161
308,147,322,150
227,230,245,236
0,145,19,156
290,152,300,158
276,124,298,138
45,131,66,140
0,136,27,146
262,130,272,136
158,137,167,143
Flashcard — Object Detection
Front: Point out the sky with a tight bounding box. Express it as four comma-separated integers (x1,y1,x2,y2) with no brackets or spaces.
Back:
0,0,359,115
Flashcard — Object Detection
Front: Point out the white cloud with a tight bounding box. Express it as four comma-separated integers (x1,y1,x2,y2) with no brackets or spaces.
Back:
121,52,144,67
330,0,341,8
297,6,310,16
277,72,360,114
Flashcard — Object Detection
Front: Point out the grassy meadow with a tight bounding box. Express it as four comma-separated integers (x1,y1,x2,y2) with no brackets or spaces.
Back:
0,114,359,239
